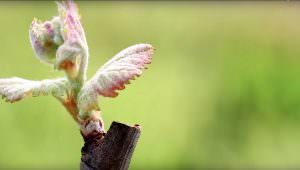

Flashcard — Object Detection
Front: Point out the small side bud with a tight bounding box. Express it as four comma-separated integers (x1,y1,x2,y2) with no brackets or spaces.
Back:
29,17,63,65
55,42,82,78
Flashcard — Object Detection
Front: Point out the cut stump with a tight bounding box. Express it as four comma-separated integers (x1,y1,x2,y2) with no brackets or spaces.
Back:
80,121,141,170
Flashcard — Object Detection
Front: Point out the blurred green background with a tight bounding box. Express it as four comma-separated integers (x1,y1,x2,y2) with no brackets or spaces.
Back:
0,1,300,169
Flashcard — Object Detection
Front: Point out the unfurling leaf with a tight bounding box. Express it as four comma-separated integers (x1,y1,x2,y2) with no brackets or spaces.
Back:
77,44,153,118
0,77,69,102
56,1,88,77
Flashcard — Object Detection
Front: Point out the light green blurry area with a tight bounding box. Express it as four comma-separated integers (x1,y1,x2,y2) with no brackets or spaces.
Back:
0,1,300,169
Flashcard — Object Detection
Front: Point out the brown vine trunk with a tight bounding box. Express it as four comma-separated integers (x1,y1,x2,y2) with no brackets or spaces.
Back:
80,121,141,170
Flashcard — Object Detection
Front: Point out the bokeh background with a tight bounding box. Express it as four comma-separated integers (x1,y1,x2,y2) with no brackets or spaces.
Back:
0,1,300,169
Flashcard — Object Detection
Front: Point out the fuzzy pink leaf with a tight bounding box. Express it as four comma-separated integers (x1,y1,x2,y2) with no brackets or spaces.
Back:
78,44,154,112
57,0,86,45
56,1,88,71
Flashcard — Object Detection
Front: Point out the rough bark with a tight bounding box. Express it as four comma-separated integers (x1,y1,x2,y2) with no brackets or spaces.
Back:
80,121,141,170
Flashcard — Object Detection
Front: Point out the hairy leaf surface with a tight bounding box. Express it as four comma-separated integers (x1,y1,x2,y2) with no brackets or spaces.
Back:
0,77,69,102
78,44,153,113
